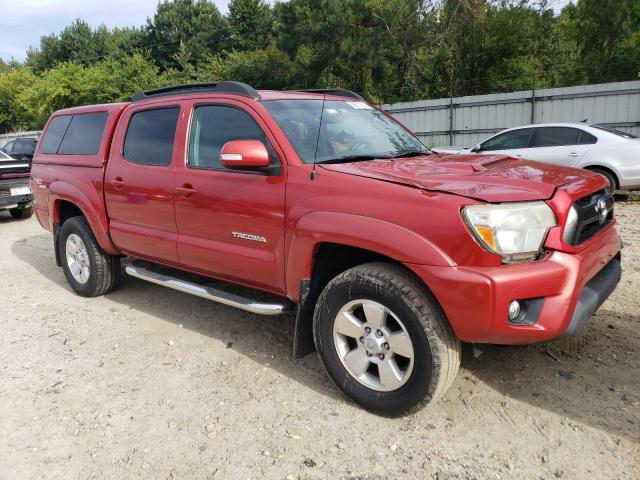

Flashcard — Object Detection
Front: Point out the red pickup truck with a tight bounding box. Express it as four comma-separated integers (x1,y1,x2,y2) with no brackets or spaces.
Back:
31,82,621,414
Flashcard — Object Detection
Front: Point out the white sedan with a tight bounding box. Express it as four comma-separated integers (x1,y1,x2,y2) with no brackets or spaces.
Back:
433,123,640,191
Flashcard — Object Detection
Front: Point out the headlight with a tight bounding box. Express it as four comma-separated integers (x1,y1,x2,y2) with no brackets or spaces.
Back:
462,202,557,262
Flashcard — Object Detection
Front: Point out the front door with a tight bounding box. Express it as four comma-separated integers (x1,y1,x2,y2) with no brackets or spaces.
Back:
104,104,181,263
173,101,287,293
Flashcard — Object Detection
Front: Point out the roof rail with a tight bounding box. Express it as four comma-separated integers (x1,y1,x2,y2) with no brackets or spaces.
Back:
131,81,261,102
293,88,364,100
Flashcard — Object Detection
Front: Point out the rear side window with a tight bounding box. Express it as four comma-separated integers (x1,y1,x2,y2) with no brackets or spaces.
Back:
531,127,580,147
41,113,107,155
40,116,72,154
58,112,108,155
578,130,598,145
123,107,179,166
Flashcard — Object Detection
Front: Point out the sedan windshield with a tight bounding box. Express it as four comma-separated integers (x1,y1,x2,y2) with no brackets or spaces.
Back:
263,99,428,164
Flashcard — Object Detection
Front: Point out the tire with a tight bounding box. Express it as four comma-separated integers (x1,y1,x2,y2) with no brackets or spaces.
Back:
313,262,461,415
591,168,618,192
9,206,33,219
58,216,121,297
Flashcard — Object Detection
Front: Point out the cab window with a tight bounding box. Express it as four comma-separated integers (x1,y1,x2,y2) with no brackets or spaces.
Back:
188,105,273,170
123,107,179,166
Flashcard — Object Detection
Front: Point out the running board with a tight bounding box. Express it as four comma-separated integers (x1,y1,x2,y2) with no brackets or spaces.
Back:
125,263,293,316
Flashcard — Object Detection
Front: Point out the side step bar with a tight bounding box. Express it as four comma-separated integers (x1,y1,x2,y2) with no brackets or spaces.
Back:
125,264,293,316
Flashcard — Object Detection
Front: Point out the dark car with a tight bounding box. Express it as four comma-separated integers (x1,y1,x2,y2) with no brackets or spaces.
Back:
1,137,37,161
0,151,33,219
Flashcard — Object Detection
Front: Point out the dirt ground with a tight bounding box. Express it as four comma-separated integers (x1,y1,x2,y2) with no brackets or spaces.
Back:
1,203,638,480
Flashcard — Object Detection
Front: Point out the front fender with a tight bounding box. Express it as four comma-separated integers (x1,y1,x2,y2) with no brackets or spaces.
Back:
49,181,119,255
285,211,455,301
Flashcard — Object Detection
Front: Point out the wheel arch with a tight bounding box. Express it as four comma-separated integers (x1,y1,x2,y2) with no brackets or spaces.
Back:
581,164,620,190
288,212,455,358
49,181,119,259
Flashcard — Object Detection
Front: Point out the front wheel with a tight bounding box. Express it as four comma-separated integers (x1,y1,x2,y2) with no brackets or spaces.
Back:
58,216,121,297
313,262,461,415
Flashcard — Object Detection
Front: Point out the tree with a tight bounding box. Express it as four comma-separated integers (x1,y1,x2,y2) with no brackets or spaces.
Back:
559,0,640,83
26,20,146,73
228,0,274,51
145,0,229,70
0,68,37,132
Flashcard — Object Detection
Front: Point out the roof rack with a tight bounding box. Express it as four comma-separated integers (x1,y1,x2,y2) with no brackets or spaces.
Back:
131,81,261,102
292,88,364,100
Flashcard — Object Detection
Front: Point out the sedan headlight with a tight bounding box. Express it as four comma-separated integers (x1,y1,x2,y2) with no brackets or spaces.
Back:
462,202,557,262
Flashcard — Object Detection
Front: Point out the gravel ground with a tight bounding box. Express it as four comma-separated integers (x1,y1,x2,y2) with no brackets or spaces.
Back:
1,203,638,480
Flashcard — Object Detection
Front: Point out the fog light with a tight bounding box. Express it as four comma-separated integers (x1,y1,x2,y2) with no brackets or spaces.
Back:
508,300,521,321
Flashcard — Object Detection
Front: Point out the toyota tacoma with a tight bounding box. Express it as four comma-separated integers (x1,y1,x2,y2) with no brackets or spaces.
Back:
31,82,621,414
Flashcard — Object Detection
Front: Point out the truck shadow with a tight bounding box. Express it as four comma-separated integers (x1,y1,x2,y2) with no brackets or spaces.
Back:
12,233,640,439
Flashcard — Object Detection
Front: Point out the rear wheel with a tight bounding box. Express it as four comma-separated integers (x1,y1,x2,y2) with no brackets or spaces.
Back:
313,262,461,415
58,216,121,297
9,206,33,219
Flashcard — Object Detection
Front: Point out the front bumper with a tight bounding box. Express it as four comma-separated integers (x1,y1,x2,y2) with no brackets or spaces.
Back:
0,179,33,210
408,224,621,344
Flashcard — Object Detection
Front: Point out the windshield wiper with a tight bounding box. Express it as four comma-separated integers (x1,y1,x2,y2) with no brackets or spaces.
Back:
393,150,430,158
317,154,394,164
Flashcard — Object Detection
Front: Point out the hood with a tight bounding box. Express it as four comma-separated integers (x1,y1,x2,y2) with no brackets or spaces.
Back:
320,153,589,202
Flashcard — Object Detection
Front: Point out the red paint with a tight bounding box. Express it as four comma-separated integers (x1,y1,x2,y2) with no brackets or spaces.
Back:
31,89,621,344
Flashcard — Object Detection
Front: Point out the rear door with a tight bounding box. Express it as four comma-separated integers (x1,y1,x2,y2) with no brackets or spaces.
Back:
172,99,287,293
526,127,596,166
104,102,181,263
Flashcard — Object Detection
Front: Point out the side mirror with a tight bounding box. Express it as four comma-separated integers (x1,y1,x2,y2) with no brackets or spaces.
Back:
220,140,270,169
471,144,482,153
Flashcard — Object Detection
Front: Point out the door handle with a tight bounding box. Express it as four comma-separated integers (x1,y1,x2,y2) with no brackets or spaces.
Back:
110,177,125,189
176,185,197,198
569,152,582,157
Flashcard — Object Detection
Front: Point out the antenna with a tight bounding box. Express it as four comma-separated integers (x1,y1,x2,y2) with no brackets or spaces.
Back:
310,92,327,181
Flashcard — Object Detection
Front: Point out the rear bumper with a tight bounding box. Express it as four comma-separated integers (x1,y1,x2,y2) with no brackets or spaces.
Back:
408,224,622,344
0,178,33,210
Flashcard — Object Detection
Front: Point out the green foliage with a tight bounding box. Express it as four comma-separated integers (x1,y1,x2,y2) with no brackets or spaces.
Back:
0,0,639,132
0,68,37,132
145,0,229,69
19,54,168,128
26,20,146,73
228,0,274,51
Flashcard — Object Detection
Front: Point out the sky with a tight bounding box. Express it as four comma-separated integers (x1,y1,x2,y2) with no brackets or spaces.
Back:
0,0,230,62
0,0,573,63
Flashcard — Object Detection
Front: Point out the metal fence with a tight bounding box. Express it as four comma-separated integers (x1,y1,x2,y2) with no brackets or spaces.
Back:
382,80,640,148
0,131,40,149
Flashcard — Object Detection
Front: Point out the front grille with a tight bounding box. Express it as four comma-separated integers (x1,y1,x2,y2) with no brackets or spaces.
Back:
569,188,614,245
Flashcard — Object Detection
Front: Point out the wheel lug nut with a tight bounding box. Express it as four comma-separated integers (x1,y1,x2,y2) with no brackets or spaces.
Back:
376,330,383,337
364,327,371,334
378,354,385,360
383,343,390,350
359,336,364,343
366,351,372,357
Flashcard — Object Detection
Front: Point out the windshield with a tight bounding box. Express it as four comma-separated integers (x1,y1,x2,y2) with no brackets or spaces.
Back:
590,124,638,139
263,99,428,164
